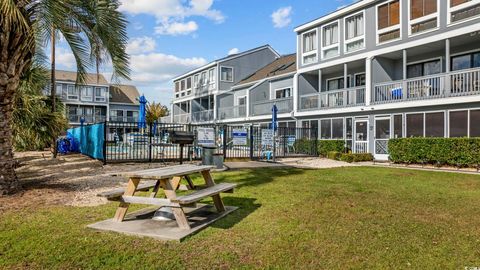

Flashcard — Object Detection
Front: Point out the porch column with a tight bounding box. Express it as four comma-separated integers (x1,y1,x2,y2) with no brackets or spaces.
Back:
365,57,372,106
445,38,451,95
213,95,217,121
344,63,348,89
293,73,298,113
402,49,408,100
318,69,322,92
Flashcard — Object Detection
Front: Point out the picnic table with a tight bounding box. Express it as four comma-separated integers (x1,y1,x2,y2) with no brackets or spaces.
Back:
98,164,236,230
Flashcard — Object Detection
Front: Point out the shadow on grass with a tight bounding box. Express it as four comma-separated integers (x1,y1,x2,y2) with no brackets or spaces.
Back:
209,197,261,230
213,167,307,189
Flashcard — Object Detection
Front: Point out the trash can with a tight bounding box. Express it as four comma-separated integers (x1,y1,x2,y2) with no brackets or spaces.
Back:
202,146,216,166
212,153,224,169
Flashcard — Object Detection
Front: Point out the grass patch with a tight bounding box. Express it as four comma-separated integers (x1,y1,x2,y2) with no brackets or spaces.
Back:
1,167,480,269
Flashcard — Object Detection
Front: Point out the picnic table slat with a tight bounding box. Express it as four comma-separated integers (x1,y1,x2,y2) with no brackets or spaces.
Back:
112,164,215,180
97,181,158,199
172,183,236,205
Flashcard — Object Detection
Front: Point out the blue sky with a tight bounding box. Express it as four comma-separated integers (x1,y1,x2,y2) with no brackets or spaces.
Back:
54,0,356,104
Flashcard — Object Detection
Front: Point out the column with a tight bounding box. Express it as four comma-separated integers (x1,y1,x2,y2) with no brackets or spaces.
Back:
365,57,372,106
402,49,408,100
445,38,451,96
293,73,298,114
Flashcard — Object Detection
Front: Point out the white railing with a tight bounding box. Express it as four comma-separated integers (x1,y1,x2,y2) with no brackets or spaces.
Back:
354,142,368,154
159,116,171,123
173,113,190,124
69,115,106,123
299,87,365,111
373,68,480,104
218,105,246,120
192,109,214,123
251,97,293,116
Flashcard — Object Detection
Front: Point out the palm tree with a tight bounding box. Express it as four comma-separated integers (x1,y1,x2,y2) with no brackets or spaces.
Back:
0,0,130,195
146,102,170,125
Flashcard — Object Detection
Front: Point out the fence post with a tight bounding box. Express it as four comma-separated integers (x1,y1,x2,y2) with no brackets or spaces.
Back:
103,120,107,165
223,125,227,160
148,123,152,162
249,125,254,161
187,124,192,161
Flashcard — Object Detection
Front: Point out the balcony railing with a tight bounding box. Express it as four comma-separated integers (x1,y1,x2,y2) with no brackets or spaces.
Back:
192,109,214,123
173,113,190,124
299,87,366,111
218,105,246,120
373,68,480,104
251,97,293,116
159,116,172,123
68,115,106,123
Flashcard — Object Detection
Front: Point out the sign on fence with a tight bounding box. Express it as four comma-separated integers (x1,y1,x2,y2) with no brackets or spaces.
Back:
232,129,248,146
197,127,215,147
261,129,274,147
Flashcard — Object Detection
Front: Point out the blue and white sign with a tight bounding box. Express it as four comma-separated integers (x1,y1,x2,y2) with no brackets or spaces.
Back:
232,129,248,146
197,127,215,147
261,129,274,147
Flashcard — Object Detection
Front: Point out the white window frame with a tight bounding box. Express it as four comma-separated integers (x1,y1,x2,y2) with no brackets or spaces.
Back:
376,0,402,45
344,10,366,54
186,77,192,90
272,87,292,100
406,57,443,78
407,0,440,36
95,87,106,102
405,110,447,137
354,72,366,87
301,28,318,65
447,108,470,138
208,68,216,85
236,95,247,106
321,20,341,60
193,74,200,88
220,66,234,82
67,85,79,100
201,71,207,86
326,75,351,91
447,0,480,25
81,86,93,101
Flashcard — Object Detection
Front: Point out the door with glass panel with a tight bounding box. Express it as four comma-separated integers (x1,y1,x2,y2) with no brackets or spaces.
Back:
354,119,368,154
374,117,391,160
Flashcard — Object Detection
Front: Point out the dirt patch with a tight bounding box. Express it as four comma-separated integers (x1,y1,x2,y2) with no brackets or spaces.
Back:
1,151,183,211
277,157,358,169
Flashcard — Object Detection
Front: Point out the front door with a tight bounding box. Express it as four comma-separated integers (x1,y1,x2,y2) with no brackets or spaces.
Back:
374,117,391,160
354,119,368,153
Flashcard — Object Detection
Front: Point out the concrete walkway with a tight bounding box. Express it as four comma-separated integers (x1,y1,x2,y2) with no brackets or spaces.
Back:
224,158,356,170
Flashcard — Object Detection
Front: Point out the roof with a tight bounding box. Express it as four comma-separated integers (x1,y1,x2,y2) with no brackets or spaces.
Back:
236,54,296,86
55,70,109,85
173,45,280,81
109,84,140,104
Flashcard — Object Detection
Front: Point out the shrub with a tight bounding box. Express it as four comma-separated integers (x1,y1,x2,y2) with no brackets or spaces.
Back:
327,151,342,160
293,139,317,155
340,153,374,163
318,140,345,157
389,138,480,167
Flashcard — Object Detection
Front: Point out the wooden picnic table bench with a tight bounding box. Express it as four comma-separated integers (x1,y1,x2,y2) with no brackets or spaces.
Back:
98,164,236,230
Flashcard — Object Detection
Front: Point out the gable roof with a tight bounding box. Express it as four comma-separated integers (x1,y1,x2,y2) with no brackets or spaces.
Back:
109,84,140,104
55,70,109,85
236,54,296,86
173,45,280,81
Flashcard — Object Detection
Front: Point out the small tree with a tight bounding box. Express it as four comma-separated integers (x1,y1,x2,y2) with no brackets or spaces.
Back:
146,102,169,125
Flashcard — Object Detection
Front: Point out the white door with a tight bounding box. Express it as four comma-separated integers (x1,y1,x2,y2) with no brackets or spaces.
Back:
354,120,369,154
374,117,390,160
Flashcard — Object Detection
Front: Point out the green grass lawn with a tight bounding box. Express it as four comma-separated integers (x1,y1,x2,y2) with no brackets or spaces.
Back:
1,167,480,269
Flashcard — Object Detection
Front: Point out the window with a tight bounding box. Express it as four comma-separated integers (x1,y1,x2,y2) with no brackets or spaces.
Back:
451,52,480,71
410,0,438,34
208,68,215,85
327,77,350,91
193,75,199,88
237,96,246,106
201,72,207,86
449,111,468,137
345,12,365,53
346,118,353,140
449,0,480,23
56,84,63,96
275,88,292,99
320,119,332,139
186,77,192,89
394,114,403,138
407,59,442,78
175,81,180,92
470,110,480,137
332,118,344,139
95,87,106,102
355,73,366,87
322,21,339,59
81,87,93,101
302,30,317,64
406,113,424,137
67,85,79,100
220,67,233,82
377,0,401,43
425,112,445,137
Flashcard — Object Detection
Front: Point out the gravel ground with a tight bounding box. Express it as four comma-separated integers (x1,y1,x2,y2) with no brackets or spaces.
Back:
277,157,358,169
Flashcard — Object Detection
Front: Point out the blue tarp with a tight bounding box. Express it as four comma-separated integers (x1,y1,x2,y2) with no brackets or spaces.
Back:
67,123,105,160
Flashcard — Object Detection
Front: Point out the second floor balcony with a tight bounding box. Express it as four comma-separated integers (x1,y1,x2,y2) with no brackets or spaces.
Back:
251,97,293,116
218,105,246,120
299,87,366,111
68,114,106,123
192,109,214,123
372,68,480,105
173,113,191,124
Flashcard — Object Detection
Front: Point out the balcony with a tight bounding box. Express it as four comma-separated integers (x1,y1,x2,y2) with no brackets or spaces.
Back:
159,116,171,123
251,97,293,116
173,113,191,124
68,115,106,123
373,68,480,104
299,87,366,111
218,105,246,120
192,110,214,123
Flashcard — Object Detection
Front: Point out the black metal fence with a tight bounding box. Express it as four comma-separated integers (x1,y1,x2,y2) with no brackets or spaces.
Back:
102,122,318,164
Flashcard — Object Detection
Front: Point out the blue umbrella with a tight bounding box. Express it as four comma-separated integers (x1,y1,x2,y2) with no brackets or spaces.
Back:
138,94,147,129
152,120,158,136
271,104,278,131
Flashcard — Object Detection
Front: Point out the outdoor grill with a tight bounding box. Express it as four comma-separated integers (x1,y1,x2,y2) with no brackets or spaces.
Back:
170,131,195,164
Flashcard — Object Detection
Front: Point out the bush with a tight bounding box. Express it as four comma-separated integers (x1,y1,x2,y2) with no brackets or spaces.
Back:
389,138,480,167
327,151,342,160
340,153,374,163
293,139,317,155
318,140,345,157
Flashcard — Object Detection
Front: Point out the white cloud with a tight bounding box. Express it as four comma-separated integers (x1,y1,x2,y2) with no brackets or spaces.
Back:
271,7,292,28
155,21,199,36
228,48,239,55
55,47,76,69
119,0,225,35
126,37,156,54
